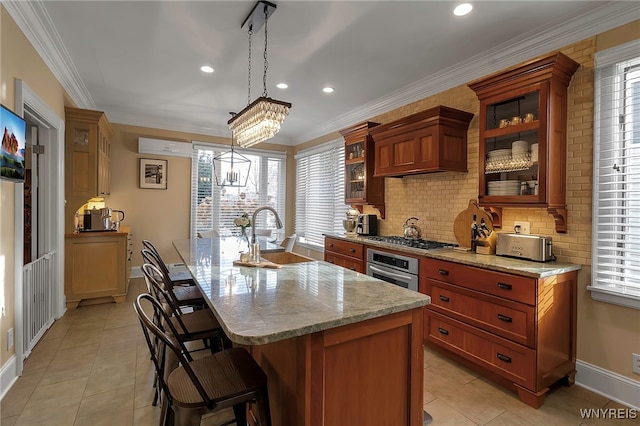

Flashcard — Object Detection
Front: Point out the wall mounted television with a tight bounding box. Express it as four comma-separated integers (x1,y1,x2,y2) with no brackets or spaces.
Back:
1,104,27,182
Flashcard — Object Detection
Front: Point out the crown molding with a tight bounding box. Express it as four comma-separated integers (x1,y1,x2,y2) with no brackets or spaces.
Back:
3,0,95,109
106,111,296,146
296,1,640,143
6,1,639,145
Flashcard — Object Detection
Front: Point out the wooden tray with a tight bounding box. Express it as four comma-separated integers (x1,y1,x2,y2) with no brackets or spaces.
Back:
453,200,494,249
232,260,282,269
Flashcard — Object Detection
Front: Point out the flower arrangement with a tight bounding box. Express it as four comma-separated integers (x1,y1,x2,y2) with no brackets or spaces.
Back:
234,213,252,243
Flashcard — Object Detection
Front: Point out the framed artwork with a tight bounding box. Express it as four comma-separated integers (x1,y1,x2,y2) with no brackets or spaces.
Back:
139,158,168,189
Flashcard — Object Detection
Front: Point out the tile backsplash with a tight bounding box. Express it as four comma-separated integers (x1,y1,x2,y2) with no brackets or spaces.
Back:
362,38,595,266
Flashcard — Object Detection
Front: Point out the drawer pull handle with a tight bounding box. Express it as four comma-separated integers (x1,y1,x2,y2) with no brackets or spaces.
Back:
438,269,449,276
439,295,450,302
349,267,356,271
329,260,335,264
497,282,512,290
329,243,334,248
349,248,356,253
497,314,513,323
497,353,512,363
437,327,449,336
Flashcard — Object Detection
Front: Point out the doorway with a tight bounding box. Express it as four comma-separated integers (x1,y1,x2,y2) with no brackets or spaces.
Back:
14,79,65,377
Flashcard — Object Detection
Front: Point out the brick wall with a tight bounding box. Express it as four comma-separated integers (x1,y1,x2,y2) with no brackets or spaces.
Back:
363,38,595,265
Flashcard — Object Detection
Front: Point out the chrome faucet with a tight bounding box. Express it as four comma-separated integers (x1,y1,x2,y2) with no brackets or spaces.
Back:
251,206,283,244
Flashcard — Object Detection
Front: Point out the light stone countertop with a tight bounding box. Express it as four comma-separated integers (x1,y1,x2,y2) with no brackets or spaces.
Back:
325,234,582,278
173,237,431,346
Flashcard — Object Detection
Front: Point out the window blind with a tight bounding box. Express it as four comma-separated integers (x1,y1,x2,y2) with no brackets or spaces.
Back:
590,39,640,308
295,140,349,248
190,142,286,240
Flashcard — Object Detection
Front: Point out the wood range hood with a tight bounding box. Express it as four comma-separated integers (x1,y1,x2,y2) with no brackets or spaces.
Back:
369,105,474,178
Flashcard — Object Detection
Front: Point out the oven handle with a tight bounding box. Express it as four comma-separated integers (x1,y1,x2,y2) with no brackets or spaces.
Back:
368,264,414,283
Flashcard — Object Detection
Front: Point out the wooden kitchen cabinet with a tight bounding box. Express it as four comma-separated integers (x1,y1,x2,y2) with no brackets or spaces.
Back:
369,106,474,178
324,237,365,273
64,107,113,232
64,227,133,309
468,52,579,232
420,258,577,408
339,122,385,217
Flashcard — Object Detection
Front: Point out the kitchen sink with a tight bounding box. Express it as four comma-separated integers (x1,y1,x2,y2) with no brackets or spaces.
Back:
260,252,315,264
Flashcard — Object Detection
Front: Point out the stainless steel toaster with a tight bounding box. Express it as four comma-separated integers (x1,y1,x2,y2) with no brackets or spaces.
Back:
496,233,554,262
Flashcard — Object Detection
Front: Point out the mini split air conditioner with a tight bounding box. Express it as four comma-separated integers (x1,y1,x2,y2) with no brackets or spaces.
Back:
138,137,192,158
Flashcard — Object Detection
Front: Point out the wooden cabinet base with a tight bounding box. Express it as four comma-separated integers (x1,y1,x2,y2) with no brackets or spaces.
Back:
66,294,127,310
64,228,132,309
247,308,424,425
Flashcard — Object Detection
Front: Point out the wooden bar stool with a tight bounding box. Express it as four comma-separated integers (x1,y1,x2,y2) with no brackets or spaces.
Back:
141,249,206,309
134,294,272,426
142,239,196,286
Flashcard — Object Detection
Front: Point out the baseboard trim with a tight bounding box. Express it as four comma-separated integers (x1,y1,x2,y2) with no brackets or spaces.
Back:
576,359,640,410
0,355,19,401
131,265,143,279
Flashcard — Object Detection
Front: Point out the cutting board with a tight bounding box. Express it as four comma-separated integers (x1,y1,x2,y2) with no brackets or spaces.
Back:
453,200,494,249
232,260,282,269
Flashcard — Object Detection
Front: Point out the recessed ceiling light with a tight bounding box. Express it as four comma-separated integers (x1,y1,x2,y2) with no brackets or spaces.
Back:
323,87,335,93
276,83,288,89
453,3,473,16
200,65,214,73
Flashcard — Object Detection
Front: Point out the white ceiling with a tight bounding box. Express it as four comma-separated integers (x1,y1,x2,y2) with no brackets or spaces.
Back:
6,1,640,146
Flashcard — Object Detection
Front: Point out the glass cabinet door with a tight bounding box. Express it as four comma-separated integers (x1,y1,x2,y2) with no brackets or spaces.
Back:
479,86,546,205
345,140,365,201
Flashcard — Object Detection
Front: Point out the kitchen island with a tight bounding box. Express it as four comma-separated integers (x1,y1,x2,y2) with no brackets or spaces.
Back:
173,237,430,426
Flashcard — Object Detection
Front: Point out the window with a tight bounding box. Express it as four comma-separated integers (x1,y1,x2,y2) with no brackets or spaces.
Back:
590,39,640,309
191,142,286,240
295,140,349,249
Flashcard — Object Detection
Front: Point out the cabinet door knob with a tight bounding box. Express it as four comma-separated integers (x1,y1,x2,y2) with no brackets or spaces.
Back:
439,295,450,302
437,327,449,336
497,282,512,290
349,248,356,253
497,314,512,323
497,353,512,363
329,243,334,248
438,269,449,276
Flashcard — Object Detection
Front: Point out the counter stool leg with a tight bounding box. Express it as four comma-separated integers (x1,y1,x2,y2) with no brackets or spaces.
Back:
255,386,272,426
232,403,247,426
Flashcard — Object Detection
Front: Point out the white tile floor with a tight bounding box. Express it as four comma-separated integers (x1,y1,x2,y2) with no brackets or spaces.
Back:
1,277,637,425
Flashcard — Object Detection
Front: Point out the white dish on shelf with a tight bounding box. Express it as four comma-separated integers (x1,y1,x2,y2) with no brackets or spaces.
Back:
487,149,512,158
512,140,529,151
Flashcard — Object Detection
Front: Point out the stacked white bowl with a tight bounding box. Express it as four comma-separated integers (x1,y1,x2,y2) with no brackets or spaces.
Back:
512,140,529,157
531,143,539,163
487,148,512,159
487,180,521,195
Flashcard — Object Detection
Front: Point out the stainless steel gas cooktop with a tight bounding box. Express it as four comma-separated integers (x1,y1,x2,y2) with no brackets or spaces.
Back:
366,236,457,251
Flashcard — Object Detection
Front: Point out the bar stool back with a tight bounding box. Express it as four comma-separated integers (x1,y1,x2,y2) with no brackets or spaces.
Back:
134,294,272,426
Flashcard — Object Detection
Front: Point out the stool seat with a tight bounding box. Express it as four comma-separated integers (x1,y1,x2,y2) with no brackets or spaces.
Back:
173,285,207,306
168,347,267,408
169,308,221,341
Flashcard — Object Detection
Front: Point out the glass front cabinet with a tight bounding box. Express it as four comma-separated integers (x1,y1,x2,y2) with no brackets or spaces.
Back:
340,121,385,217
469,52,579,232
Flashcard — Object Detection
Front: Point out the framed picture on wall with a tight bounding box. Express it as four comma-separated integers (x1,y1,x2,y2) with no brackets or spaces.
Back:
139,158,168,189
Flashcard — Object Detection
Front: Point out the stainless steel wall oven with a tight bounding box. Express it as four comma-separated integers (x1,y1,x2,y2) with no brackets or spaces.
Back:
366,248,419,292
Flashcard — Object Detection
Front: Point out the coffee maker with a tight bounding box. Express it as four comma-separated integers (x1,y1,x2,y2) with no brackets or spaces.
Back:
356,214,377,236
82,207,125,231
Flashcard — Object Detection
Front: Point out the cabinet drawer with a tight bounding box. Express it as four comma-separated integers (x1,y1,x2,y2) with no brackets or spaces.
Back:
324,253,364,273
426,311,535,388
426,279,535,347
324,238,364,259
423,258,536,305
